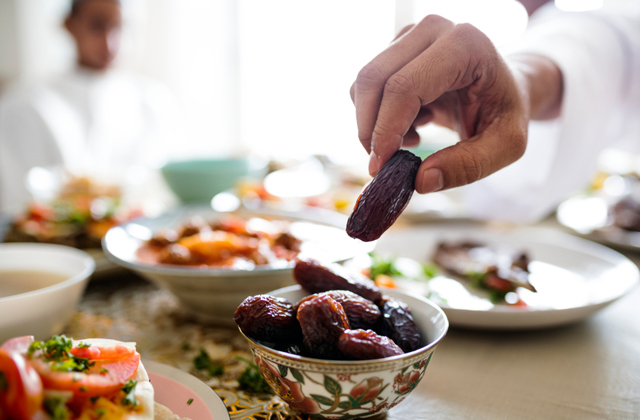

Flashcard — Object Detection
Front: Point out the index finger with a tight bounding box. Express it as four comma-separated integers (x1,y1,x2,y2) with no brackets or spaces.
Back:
352,15,454,155
369,24,494,174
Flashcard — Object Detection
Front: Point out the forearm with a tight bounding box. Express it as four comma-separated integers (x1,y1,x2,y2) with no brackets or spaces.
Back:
509,54,563,121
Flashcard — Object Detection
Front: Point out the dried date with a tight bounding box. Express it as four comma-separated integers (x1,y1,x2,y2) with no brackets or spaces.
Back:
297,295,350,359
295,290,380,330
294,259,382,303
347,150,422,242
234,295,297,342
378,297,422,353
338,329,404,360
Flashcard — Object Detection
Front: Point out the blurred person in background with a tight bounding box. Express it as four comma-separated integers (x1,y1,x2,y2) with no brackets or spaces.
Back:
0,0,177,214
352,0,640,222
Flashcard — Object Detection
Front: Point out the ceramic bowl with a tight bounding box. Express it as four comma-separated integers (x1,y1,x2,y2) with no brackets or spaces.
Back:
239,286,449,419
161,157,267,203
0,243,95,342
102,205,373,326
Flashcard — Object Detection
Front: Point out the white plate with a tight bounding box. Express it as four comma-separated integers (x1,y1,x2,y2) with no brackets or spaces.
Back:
143,360,229,420
374,224,639,330
556,195,640,250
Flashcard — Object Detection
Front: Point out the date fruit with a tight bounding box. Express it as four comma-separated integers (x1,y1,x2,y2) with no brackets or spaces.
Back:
338,329,404,360
378,297,422,353
297,295,350,359
294,259,383,303
234,295,297,342
295,290,381,330
347,149,422,242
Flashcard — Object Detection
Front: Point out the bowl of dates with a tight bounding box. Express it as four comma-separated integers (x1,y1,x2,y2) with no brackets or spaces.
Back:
233,259,448,419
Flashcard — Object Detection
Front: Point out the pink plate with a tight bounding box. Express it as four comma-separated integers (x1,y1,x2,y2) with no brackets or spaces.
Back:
143,360,229,420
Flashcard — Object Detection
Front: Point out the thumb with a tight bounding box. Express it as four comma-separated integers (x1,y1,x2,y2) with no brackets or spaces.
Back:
415,122,527,193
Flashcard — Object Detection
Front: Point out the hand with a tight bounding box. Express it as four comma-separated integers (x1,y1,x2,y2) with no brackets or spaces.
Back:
350,15,532,193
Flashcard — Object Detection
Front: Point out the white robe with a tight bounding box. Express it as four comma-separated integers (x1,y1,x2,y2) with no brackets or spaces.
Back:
462,2,640,222
0,68,177,214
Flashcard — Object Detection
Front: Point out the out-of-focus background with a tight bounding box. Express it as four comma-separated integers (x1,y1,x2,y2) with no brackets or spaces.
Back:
0,0,534,161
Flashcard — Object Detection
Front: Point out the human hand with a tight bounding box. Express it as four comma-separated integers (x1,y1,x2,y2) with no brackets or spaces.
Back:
350,15,531,193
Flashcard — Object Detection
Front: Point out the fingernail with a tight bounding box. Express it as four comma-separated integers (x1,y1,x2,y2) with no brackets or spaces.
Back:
369,153,380,176
419,168,444,193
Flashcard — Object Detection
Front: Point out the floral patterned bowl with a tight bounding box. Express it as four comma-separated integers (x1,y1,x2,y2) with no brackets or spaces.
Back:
238,285,449,419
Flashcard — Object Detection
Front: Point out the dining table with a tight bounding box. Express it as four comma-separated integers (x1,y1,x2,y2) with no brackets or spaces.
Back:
66,218,640,420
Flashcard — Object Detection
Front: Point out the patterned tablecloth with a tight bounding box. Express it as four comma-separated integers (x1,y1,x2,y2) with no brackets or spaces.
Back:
65,274,326,420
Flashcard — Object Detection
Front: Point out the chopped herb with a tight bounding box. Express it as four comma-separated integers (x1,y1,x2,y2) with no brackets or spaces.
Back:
121,380,139,407
77,342,91,349
90,396,100,404
422,262,439,279
235,357,272,394
0,371,7,391
28,335,95,373
182,342,191,351
100,368,109,374
467,271,486,289
487,289,508,304
187,398,194,405
193,348,224,377
43,397,71,420
94,408,106,419
79,386,88,392
368,252,401,280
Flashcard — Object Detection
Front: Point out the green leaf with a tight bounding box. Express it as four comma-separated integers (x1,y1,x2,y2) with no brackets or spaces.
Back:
43,397,71,420
422,262,439,278
311,394,334,406
290,368,304,384
324,375,342,396
194,348,224,377
338,400,352,410
121,380,139,407
424,352,433,369
235,357,272,394
278,364,288,378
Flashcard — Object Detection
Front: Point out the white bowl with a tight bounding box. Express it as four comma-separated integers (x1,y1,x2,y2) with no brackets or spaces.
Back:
103,205,373,325
239,286,448,419
0,243,95,342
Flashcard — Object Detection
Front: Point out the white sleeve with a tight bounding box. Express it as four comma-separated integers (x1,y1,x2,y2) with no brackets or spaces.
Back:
0,93,65,215
462,3,640,222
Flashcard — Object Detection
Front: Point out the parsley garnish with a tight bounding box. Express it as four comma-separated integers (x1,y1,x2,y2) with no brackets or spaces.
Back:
235,357,272,394
100,368,109,374
43,397,71,420
121,380,139,407
368,252,401,279
77,342,91,348
0,371,7,391
28,335,95,373
94,408,106,419
193,348,224,377
187,398,194,405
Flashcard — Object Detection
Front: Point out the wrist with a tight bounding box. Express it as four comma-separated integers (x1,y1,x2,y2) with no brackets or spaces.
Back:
508,54,563,120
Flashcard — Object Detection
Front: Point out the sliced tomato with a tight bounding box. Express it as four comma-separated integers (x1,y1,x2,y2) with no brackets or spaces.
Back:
30,352,140,398
0,349,43,420
70,344,134,361
1,336,34,355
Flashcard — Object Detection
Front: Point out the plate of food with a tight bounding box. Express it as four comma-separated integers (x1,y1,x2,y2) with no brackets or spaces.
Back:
348,224,639,329
0,335,228,419
556,174,640,250
1,174,141,275
103,205,374,324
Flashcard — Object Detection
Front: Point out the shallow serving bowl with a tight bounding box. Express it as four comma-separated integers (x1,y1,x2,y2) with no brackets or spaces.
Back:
0,243,95,342
103,205,373,326
239,286,449,419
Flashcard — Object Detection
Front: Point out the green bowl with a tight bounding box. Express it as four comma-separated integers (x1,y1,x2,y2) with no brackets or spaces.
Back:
161,158,267,203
